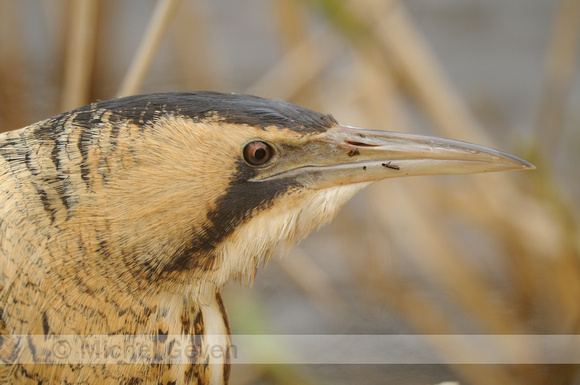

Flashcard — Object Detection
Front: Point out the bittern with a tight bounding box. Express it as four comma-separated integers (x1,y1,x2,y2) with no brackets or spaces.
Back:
0,91,532,384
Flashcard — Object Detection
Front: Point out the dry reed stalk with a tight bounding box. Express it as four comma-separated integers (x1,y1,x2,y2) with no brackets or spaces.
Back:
430,173,580,337
370,2,489,143
244,25,343,100
342,0,520,333
278,247,348,317
370,181,525,334
60,0,99,112
274,0,323,104
369,0,574,285
362,217,549,385
535,0,580,157
276,1,308,51
350,44,409,132
351,0,547,243
172,0,219,91
314,0,556,262
322,0,489,143
351,0,568,306
39,0,68,48
425,180,551,305
0,0,27,132
349,0,558,266
117,0,181,97
365,265,518,385
320,0,579,383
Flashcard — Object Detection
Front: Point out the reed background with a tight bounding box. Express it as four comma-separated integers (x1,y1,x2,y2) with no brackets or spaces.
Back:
1,0,579,384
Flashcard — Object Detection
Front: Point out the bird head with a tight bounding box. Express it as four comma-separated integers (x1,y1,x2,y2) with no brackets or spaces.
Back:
43,92,532,296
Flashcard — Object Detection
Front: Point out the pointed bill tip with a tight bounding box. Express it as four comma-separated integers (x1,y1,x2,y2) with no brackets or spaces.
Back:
484,150,535,172
517,159,536,170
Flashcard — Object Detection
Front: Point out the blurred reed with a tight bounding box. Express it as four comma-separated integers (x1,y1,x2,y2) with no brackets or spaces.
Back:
117,0,181,97
0,0,578,384
60,0,99,111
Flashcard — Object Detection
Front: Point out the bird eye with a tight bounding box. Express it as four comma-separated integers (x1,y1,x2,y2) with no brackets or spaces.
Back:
243,141,273,166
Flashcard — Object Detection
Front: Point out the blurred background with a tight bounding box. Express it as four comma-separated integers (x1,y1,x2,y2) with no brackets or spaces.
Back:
1,0,579,384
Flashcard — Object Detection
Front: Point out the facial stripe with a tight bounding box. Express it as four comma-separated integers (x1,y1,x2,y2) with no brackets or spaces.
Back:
163,160,300,273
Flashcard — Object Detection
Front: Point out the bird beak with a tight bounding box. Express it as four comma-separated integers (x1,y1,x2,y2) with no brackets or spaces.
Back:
252,125,535,188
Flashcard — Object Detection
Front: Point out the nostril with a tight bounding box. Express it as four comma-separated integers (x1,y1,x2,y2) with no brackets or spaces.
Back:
346,141,380,147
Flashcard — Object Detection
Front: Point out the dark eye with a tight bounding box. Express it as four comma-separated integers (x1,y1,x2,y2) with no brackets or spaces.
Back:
243,141,273,166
